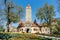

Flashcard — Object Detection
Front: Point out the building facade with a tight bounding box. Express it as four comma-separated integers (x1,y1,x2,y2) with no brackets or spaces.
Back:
17,4,41,33
6,4,50,34
17,4,50,34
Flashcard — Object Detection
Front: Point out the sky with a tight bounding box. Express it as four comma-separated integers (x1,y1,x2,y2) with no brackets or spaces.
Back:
0,0,60,28
13,0,60,22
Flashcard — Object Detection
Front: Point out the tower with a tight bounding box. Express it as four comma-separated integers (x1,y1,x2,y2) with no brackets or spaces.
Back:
26,4,32,22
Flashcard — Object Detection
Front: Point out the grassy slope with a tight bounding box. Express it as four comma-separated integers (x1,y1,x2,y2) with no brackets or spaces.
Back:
0,32,52,40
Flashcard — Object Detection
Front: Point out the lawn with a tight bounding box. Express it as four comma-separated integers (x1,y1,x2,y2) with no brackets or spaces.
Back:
0,32,52,40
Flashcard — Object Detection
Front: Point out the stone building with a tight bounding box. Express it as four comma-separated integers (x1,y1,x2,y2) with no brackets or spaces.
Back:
41,27,50,34
17,4,41,33
5,4,50,34
17,4,50,34
17,19,41,33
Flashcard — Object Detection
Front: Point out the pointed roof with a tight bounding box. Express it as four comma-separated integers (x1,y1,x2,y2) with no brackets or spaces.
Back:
32,19,42,28
17,21,24,29
33,19,38,25
34,19,37,24
32,24,38,27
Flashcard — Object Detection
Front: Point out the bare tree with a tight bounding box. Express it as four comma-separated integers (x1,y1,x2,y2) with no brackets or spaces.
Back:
0,0,24,32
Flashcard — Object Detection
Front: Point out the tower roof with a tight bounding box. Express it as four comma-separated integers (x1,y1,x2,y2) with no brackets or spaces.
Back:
27,4,30,6
26,4,31,7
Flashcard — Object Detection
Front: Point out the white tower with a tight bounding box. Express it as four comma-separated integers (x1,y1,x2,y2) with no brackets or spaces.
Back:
26,4,32,22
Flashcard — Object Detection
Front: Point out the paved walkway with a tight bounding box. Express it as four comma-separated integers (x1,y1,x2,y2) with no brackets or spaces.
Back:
38,34,60,40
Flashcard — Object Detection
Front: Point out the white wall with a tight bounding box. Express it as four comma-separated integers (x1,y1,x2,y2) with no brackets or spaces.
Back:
41,27,50,34
18,27,41,33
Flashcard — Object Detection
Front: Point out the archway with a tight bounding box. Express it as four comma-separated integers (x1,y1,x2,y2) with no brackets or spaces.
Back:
26,28,29,33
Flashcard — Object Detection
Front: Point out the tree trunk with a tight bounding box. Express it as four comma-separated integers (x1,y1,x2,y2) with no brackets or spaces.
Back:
7,19,11,32
7,5,11,32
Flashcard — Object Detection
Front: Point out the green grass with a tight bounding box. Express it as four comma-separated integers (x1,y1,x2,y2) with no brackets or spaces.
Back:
0,32,52,40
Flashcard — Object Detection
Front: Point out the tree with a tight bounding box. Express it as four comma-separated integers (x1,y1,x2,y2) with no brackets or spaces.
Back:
0,25,5,32
36,3,55,27
56,0,60,13
54,18,60,34
56,18,60,25
5,0,24,32
0,0,24,32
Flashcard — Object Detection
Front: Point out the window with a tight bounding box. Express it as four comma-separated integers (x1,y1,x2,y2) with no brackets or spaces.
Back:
45,29,47,31
34,28,37,31
20,29,23,31
43,30,44,31
48,32,49,34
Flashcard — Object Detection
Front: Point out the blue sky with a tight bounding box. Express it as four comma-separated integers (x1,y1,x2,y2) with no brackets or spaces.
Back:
13,0,60,23
0,0,60,28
